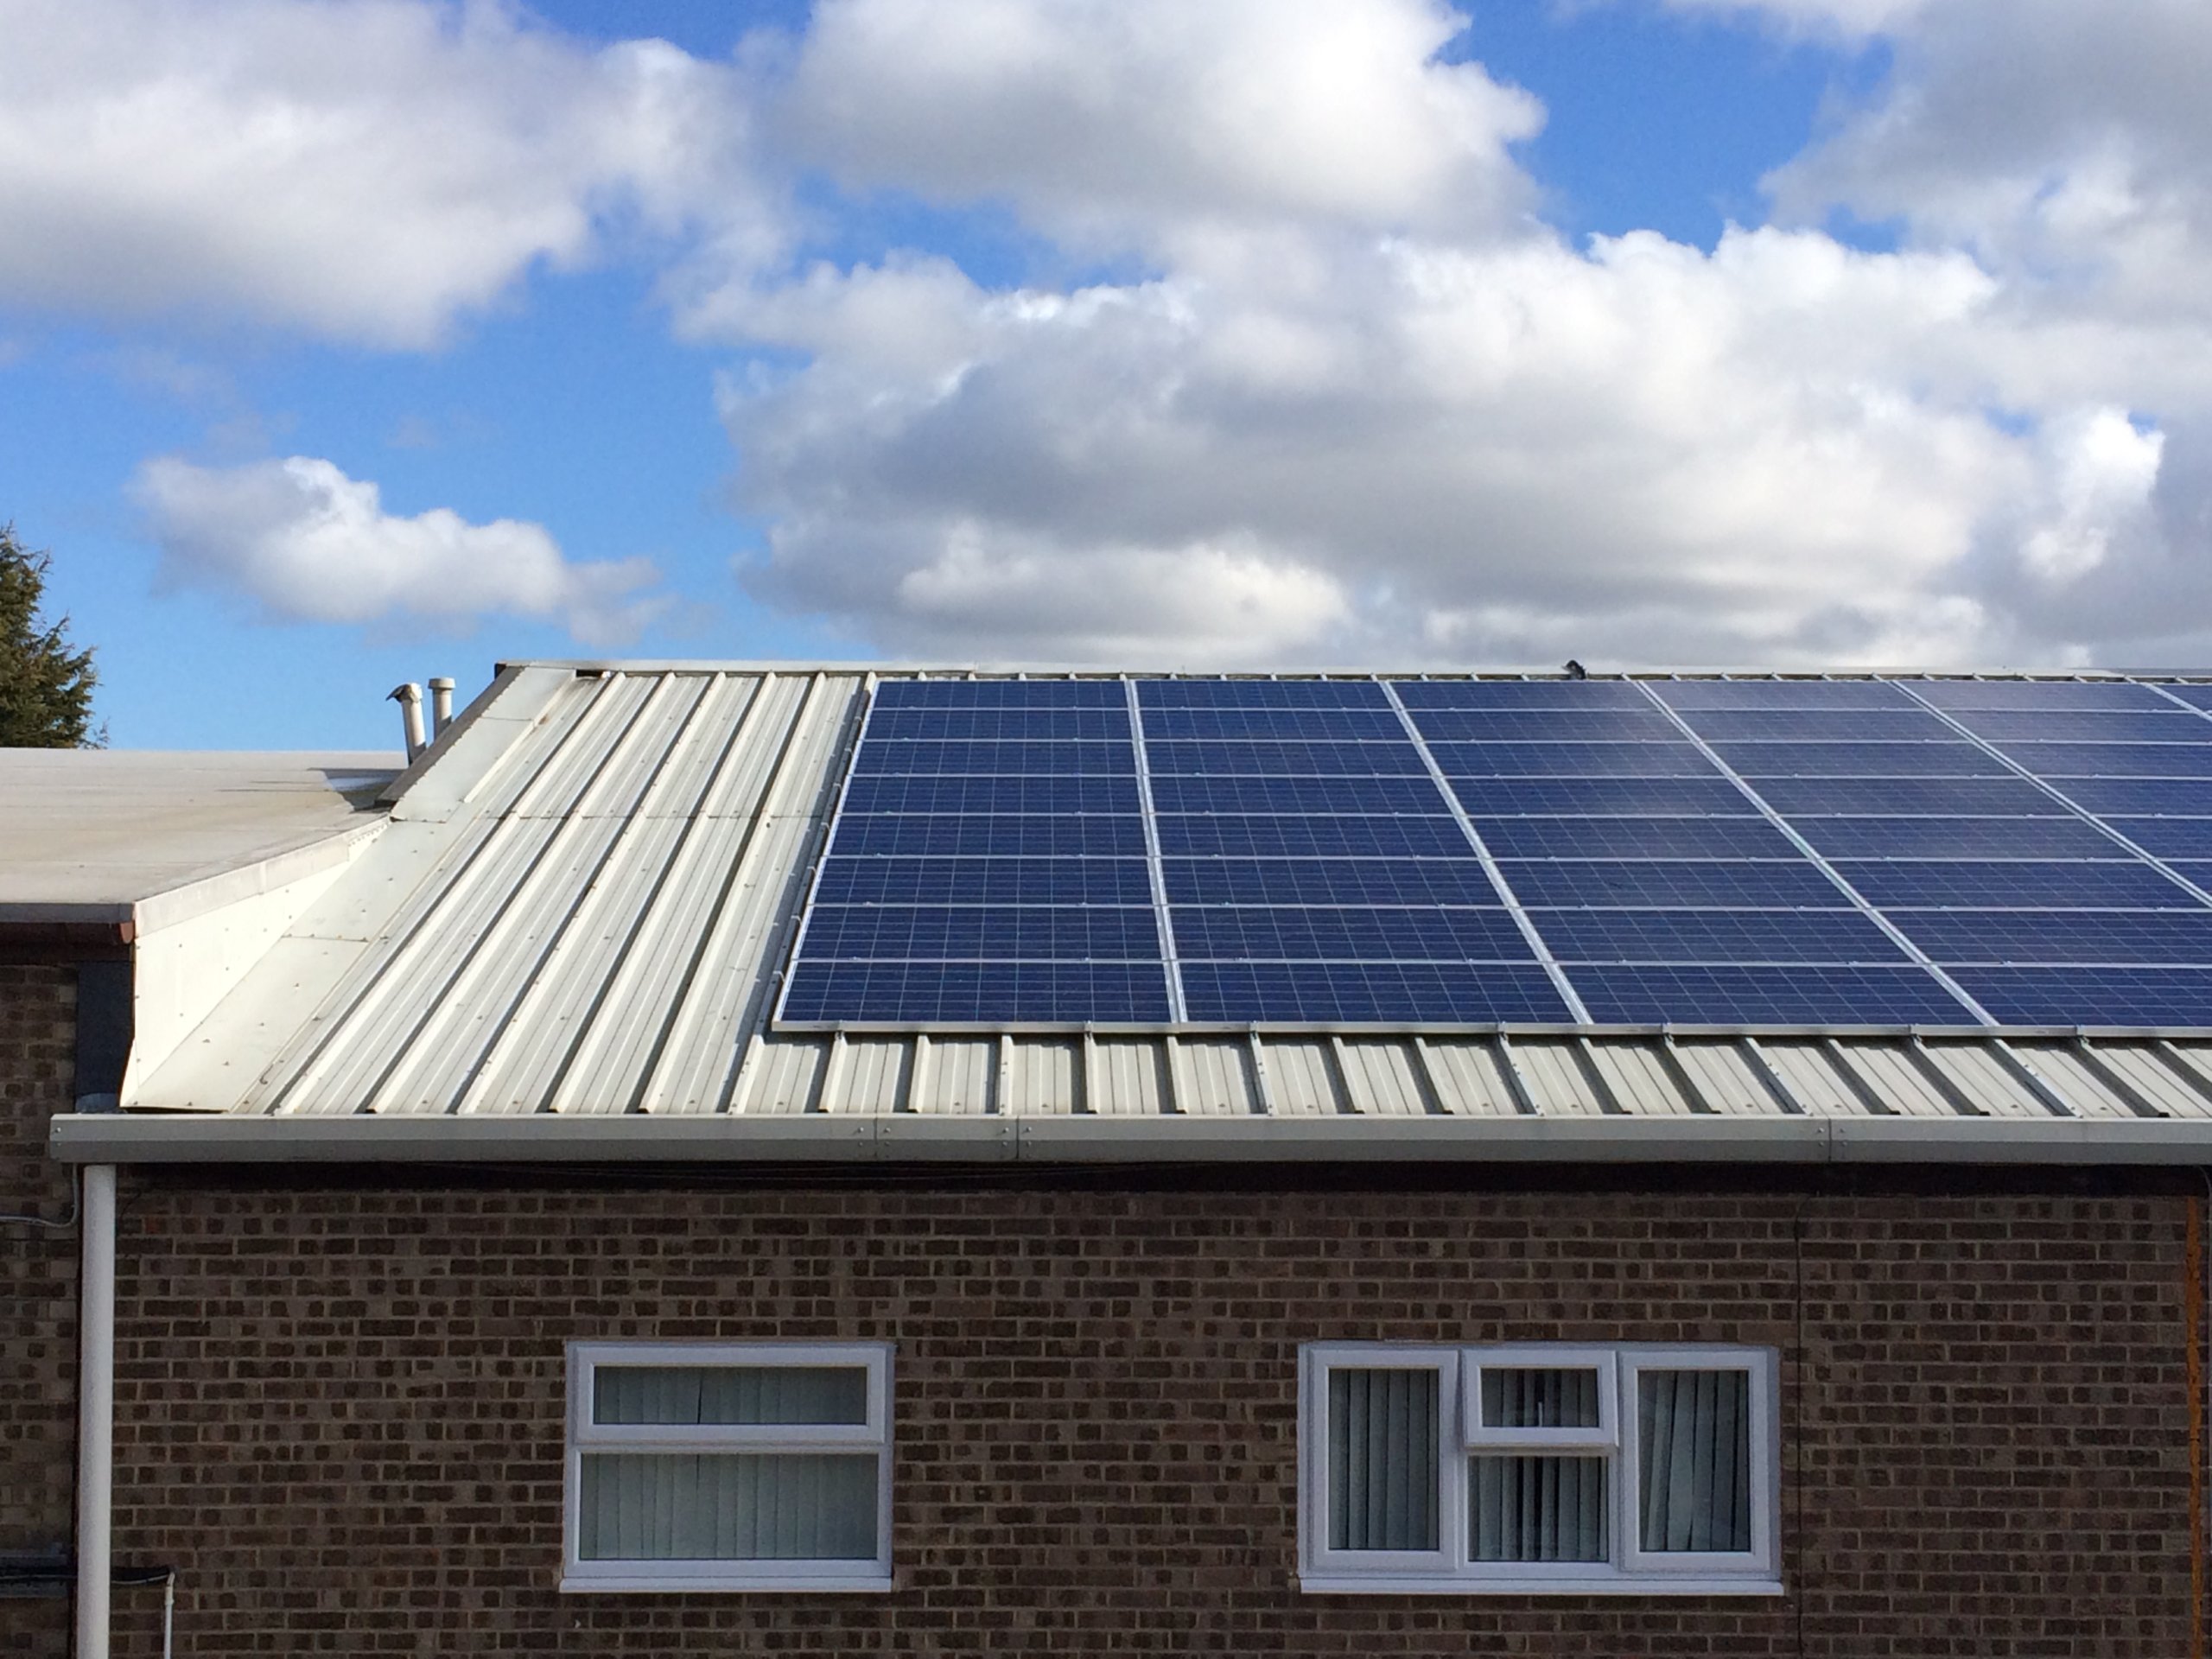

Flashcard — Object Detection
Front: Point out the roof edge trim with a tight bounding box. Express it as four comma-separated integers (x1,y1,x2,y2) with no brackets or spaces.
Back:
48,1112,2212,1166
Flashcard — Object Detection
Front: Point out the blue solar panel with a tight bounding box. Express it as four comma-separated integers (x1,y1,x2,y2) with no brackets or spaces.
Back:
1745,775,2061,817
1499,859,1844,909
1137,678,1385,708
1954,710,2212,743
2156,684,2212,711
1896,911,2212,965
1653,679,1916,710
1792,816,2120,860
1180,962,1572,1022
866,708,1131,741
1993,743,2212,779
830,815,1146,858
871,678,1128,709
1406,709,1681,743
1171,906,1535,962
1714,742,2006,778
1442,777,1750,817
2044,777,2212,817
840,775,1141,816
851,740,1136,776
786,672,2212,1030
1141,707,1405,741
1145,740,1430,777
1679,709,1958,742
1573,964,1973,1024
1473,816,1797,860
1155,815,1472,859
1530,909,1909,965
1165,858,1507,907
1946,967,2212,1027
1831,860,2204,910
1147,774,1447,815
2100,818,2212,859
1906,679,2171,712
799,906,1163,962
782,961,1173,1022
813,856,1155,906
1429,741,1718,779
1390,679,1656,710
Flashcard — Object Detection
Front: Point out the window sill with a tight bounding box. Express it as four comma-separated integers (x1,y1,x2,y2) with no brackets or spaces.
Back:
561,1573,894,1595
1300,1573,1785,1597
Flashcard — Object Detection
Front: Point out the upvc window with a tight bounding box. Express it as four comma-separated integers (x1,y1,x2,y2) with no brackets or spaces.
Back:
1300,1343,1780,1594
563,1342,893,1592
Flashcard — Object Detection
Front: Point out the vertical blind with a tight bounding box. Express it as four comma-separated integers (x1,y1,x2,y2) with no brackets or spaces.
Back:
580,1364,878,1563
1479,1365,1601,1430
1327,1368,1440,1551
1637,1368,1751,1554
1470,1455,1607,1562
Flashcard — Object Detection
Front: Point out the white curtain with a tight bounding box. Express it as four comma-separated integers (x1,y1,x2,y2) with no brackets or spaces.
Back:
593,1365,868,1427
1637,1369,1751,1553
1471,1456,1607,1562
582,1365,876,1562
1327,1368,1440,1551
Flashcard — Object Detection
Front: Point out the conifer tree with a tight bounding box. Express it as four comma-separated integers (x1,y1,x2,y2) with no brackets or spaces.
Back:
0,524,101,747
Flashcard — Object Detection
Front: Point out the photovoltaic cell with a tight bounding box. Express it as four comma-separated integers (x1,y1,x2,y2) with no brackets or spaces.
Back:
799,906,1163,961
1389,679,1656,710
1905,678,2171,712
781,961,1173,1023
851,739,1136,776
1146,739,1430,776
1156,815,1473,859
2046,778,2212,817
1165,858,1506,908
1946,967,2212,1027
864,708,1133,741
1991,743,2212,779
1498,860,1845,910
814,856,1154,907
1573,964,1972,1025
1713,742,2008,778
868,678,1127,709
1790,817,2120,860
1472,817,1796,861
1651,679,1917,710
1891,911,2212,965
1147,774,1446,815
1681,709,1959,742
839,775,1141,816
2156,684,2212,712
830,815,1146,858
1140,707,1406,741
1138,678,1382,708
2099,818,2212,860
1958,710,2212,743
1405,709,1681,743
1745,775,2062,817
1169,906,1534,962
1829,860,2203,910
1531,909,1910,966
1442,777,1750,817
1179,962,1571,1022
1429,741,1718,779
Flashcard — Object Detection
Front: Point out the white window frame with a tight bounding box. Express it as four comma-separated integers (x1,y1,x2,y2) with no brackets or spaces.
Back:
1300,1342,1780,1596
562,1341,894,1593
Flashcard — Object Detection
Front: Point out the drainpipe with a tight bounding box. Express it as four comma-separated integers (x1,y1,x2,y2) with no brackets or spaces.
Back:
387,683,426,760
76,1163,116,1659
428,676,455,741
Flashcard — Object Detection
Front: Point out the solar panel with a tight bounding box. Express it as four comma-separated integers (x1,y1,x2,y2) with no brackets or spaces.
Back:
1574,964,1973,1024
779,673,2212,1031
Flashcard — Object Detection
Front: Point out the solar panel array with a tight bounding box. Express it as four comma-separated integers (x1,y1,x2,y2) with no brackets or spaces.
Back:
778,675,2212,1030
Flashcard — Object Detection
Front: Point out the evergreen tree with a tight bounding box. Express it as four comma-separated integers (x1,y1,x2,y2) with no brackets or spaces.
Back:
0,524,101,747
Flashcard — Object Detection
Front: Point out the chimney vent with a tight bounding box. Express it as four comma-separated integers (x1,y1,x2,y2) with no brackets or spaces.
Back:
388,683,426,760
428,677,456,740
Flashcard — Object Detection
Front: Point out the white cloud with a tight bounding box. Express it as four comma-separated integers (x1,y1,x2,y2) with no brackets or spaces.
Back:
0,0,772,346
134,455,664,644
773,0,1543,257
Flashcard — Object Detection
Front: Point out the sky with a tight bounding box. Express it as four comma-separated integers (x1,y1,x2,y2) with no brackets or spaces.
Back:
3,0,2209,750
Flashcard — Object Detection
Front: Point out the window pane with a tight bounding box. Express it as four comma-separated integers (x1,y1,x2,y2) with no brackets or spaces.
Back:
1327,1368,1440,1551
1637,1369,1753,1553
1479,1367,1602,1430
593,1366,870,1427
1470,1456,1608,1562
578,1452,879,1560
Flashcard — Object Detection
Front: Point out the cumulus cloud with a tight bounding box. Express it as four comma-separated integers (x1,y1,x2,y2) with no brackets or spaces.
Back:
694,0,2212,670
134,455,664,644
0,0,772,346
775,0,1543,256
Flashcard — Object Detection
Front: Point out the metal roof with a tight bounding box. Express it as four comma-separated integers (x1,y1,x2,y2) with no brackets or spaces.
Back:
100,664,2212,1155
0,749,396,923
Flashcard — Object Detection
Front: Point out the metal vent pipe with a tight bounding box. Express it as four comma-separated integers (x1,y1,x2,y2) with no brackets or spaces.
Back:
387,683,426,760
428,677,455,740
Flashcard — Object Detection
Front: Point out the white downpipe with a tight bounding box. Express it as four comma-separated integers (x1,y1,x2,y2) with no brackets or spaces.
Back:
76,1163,115,1659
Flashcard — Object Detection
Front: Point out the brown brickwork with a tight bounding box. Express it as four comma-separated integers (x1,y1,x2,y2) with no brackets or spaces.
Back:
0,964,79,1659
88,1171,2197,1656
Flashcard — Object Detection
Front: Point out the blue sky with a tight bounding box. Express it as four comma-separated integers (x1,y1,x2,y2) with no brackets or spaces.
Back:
2,0,2206,749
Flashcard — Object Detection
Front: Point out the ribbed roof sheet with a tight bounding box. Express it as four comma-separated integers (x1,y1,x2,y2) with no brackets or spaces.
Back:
122,664,2212,1135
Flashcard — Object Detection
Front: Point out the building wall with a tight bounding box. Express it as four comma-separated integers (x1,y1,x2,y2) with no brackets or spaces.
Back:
99,1169,2200,1657
0,964,80,1659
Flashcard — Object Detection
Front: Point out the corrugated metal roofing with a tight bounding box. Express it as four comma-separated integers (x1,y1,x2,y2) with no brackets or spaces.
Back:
118,664,2212,1135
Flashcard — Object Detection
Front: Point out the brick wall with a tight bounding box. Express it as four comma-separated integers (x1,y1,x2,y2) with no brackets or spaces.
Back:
96,1171,2198,1656
0,964,79,1659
